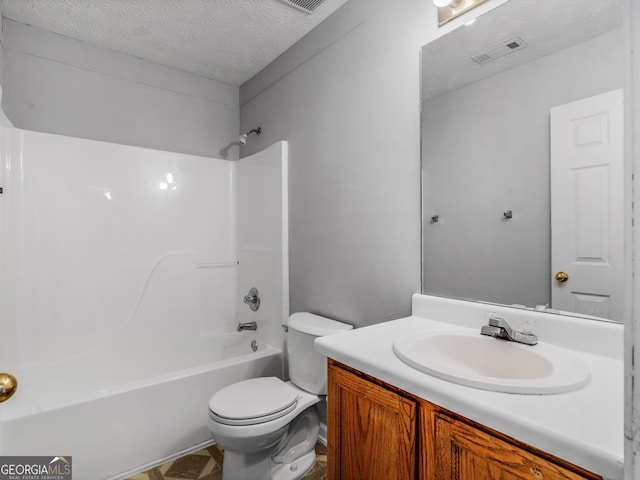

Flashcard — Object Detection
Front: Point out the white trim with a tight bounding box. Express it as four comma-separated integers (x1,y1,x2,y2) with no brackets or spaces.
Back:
107,439,216,480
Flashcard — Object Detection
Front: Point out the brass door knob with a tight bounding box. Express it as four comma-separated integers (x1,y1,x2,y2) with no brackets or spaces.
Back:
554,271,569,283
0,373,17,403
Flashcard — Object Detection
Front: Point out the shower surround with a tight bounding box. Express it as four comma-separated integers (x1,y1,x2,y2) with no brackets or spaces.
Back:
0,122,289,479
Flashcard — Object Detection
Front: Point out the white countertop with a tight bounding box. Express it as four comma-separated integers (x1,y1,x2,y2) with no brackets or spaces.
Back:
314,295,624,480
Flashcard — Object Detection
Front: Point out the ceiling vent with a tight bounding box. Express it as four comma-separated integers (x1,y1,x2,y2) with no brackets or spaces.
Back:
471,37,528,65
278,0,327,14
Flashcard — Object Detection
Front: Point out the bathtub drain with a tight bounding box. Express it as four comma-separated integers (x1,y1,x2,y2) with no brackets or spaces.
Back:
251,340,258,352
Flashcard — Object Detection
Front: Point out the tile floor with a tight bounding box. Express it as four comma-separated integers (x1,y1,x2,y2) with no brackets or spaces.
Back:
126,442,327,480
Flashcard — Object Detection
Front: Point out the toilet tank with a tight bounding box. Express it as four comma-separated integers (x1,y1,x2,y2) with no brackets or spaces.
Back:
287,312,353,395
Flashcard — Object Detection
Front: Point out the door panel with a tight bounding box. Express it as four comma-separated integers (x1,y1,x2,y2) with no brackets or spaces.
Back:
550,89,623,321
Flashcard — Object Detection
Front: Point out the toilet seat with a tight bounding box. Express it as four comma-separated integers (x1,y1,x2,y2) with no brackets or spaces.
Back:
209,377,298,426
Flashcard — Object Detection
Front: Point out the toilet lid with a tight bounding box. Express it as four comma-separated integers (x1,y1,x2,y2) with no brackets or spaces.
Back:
208,377,298,426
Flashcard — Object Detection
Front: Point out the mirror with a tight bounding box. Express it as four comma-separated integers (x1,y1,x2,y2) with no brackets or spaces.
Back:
420,0,625,322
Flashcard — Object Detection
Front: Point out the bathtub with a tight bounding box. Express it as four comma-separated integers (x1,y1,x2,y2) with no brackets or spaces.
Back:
0,127,289,479
0,333,283,480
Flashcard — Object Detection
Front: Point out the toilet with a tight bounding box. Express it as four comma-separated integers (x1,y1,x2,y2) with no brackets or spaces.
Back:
207,312,352,480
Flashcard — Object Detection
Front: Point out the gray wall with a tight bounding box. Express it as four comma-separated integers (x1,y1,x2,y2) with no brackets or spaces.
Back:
0,22,4,93
0,1,507,329
421,29,624,308
1,20,239,159
239,0,439,327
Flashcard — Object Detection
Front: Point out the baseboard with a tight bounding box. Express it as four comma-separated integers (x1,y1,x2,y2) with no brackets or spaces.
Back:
318,421,327,446
108,439,216,480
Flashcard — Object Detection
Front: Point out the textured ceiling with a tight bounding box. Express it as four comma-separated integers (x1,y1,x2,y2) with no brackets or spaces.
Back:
421,0,623,101
1,0,349,86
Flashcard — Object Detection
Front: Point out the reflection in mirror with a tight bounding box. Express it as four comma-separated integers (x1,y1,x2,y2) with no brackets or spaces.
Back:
420,0,626,322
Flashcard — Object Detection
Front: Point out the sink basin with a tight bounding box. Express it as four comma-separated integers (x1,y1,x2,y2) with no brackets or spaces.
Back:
393,331,590,394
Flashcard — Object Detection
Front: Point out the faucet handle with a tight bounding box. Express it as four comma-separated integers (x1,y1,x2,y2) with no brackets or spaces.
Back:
243,287,260,312
515,331,538,345
480,325,502,337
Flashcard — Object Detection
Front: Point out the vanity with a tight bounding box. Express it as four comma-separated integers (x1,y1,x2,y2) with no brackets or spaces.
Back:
314,2,627,477
314,294,623,480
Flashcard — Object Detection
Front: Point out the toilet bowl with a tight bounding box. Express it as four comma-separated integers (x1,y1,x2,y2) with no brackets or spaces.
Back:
207,313,352,480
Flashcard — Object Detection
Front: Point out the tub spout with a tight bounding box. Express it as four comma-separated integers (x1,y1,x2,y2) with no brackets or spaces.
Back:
237,321,257,332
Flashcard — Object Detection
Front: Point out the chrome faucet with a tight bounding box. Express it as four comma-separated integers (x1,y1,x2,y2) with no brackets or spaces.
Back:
237,321,258,332
480,316,538,345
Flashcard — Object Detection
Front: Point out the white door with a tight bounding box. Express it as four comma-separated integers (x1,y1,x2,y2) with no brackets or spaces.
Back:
550,89,624,321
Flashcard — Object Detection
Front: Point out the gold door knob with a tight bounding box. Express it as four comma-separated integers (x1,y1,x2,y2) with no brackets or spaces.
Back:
554,271,569,283
0,373,17,403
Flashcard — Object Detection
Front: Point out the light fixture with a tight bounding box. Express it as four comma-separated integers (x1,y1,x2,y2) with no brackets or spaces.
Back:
433,0,488,26
433,0,454,6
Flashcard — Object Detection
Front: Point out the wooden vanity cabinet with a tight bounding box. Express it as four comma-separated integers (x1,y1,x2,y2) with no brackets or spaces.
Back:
327,360,602,480
327,360,418,480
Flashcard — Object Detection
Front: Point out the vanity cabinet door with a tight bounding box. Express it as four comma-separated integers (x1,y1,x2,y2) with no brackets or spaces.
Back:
431,412,599,480
327,362,417,480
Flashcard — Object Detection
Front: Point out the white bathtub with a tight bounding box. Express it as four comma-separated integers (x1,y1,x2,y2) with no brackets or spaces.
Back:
0,333,283,480
0,128,290,479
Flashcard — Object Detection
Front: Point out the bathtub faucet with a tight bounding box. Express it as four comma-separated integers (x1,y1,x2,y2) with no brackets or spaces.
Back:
243,287,261,312
237,321,258,332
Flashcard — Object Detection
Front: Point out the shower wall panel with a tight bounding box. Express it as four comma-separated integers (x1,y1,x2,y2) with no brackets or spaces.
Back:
4,128,237,371
236,141,289,352
0,96,15,375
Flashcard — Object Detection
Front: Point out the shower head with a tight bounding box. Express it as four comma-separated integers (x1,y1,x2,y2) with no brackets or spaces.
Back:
238,127,262,145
